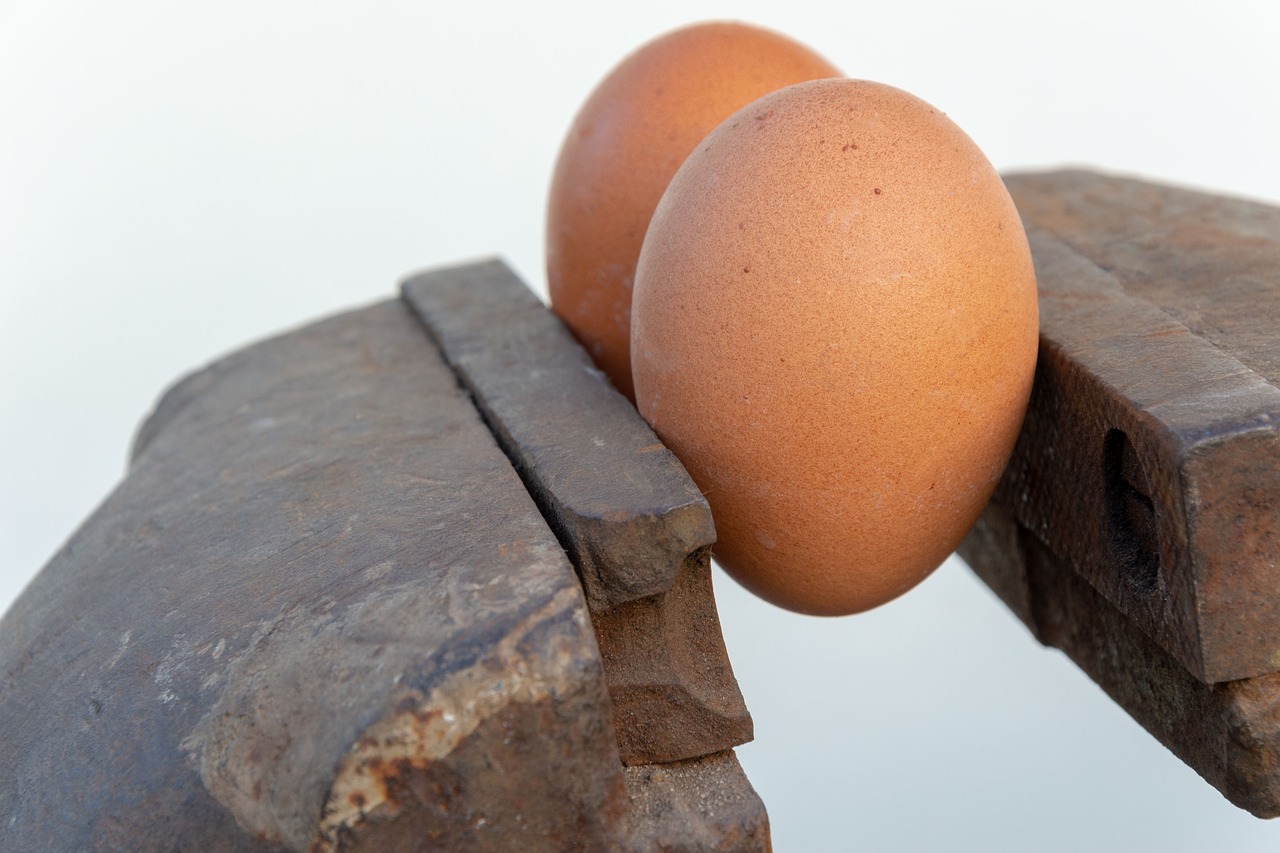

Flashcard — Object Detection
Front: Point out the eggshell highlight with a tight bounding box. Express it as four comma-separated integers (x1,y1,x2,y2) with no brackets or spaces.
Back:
546,21,840,400
631,78,1039,616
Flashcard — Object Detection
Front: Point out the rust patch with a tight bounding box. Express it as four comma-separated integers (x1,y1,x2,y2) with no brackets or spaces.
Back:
313,586,587,851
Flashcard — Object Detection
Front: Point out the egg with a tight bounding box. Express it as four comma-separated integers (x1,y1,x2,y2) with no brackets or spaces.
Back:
546,21,840,401
631,78,1039,616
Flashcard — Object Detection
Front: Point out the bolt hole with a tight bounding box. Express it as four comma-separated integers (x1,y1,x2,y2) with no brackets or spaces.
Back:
1103,429,1161,595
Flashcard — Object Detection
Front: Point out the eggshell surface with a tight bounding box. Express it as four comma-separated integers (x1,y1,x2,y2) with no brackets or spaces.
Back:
632,79,1039,616
546,22,840,401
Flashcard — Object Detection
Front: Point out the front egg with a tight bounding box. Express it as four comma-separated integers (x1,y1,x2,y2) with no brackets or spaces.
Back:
631,78,1039,616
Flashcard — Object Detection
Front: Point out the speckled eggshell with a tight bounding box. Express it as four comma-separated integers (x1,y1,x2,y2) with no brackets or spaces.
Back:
632,78,1039,616
546,21,840,401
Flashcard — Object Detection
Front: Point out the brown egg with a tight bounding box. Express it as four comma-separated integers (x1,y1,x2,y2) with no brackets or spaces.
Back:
546,21,840,401
632,79,1039,616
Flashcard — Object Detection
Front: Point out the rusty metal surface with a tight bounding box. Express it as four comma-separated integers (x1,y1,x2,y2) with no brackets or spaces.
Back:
1,281,769,849
1010,170,1280,386
960,169,1280,815
0,300,624,850
991,170,1280,685
402,259,753,766
962,504,1280,818
623,751,771,852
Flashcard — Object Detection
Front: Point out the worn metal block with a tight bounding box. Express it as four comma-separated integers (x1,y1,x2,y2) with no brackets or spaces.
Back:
961,170,1280,816
992,170,1280,685
402,260,753,767
0,275,768,849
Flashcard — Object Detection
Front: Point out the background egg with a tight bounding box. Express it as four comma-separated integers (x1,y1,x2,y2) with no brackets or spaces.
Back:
546,21,840,400
632,78,1039,616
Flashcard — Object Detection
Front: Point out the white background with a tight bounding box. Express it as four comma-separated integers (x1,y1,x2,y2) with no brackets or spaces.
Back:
3,1,1280,850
